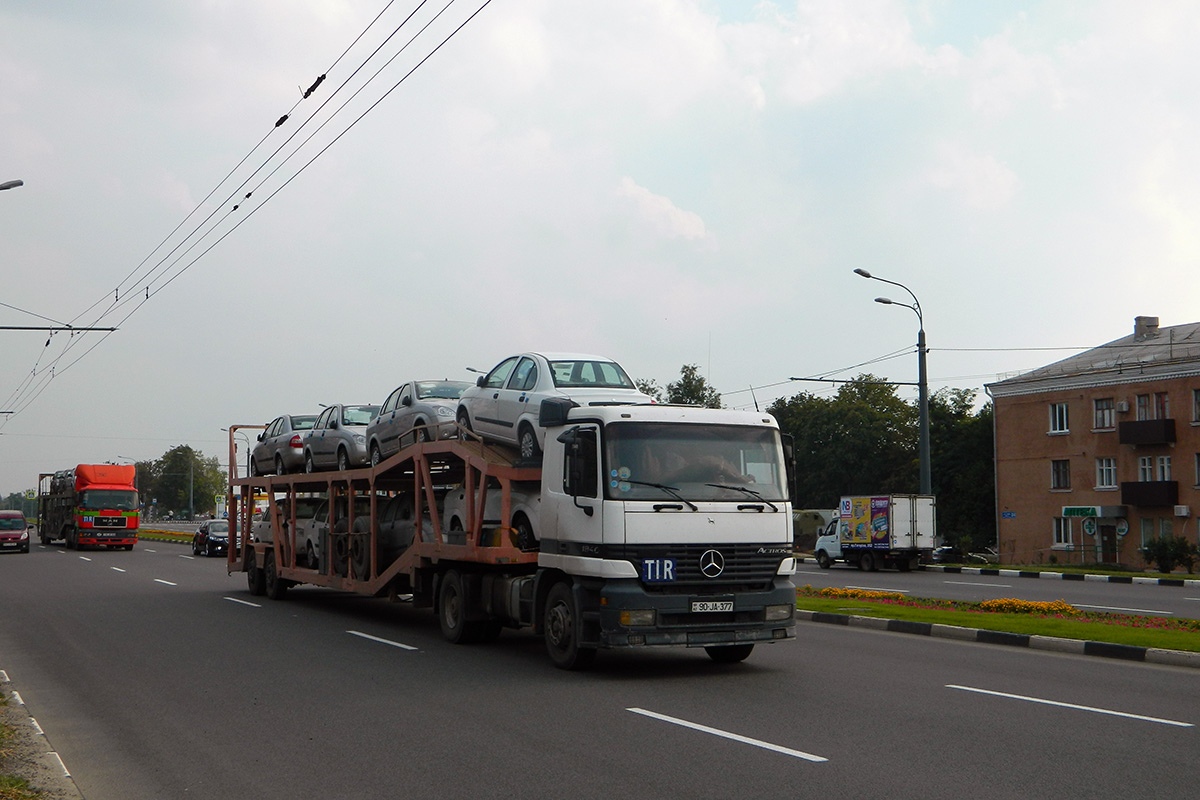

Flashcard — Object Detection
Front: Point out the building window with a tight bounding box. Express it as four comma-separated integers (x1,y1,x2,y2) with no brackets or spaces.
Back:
1193,389,1200,423
1140,518,1155,548
1195,452,1200,487
1050,459,1071,490
1155,392,1170,419
1053,518,1072,548
1093,398,1114,429
1049,402,1069,433
1157,456,1172,481
1096,458,1116,489
1136,394,1151,420
1138,456,1154,482
1160,518,1174,539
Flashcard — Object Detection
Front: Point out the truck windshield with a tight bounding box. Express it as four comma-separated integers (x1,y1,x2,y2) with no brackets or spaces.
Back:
79,490,139,511
604,422,788,503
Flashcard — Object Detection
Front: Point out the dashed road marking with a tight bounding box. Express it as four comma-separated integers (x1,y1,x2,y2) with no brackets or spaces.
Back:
947,685,1193,727
347,630,418,650
154,579,177,587
627,707,827,762
224,597,261,608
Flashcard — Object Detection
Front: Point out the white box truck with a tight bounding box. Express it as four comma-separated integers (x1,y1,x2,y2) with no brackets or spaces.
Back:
813,494,934,572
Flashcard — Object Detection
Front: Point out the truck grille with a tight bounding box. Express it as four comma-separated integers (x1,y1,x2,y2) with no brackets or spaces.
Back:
93,517,127,528
622,544,783,592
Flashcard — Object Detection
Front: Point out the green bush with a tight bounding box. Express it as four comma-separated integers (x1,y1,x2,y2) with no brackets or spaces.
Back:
1140,536,1199,574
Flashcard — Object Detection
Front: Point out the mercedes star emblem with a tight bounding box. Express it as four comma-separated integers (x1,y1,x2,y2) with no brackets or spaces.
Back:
700,549,725,578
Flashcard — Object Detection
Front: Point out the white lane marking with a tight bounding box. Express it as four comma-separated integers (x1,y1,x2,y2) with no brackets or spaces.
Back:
154,579,178,587
144,549,156,553
79,556,92,562
347,630,418,651
947,685,1193,728
12,691,23,706
180,555,195,560
224,597,262,608
49,751,71,777
0,669,9,682
944,580,1012,588
30,717,44,735
1185,598,1200,602
111,567,126,573
845,585,910,594
1075,603,1172,615
627,708,827,763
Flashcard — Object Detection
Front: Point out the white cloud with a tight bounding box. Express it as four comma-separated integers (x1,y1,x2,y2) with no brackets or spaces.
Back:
616,176,714,246
922,142,1019,210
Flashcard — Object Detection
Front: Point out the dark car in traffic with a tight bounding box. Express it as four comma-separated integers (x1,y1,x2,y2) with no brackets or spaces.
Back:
193,519,229,557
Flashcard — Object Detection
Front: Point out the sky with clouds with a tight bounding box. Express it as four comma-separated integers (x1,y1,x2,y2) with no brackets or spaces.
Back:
2,0,1199,495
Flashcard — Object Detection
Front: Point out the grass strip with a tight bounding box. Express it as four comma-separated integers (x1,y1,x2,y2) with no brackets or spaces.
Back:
795,590,1200,653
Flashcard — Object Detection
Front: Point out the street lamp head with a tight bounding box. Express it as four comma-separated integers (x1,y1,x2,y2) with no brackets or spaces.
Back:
874,297,893,305
853,268,873,279
0,179,24,191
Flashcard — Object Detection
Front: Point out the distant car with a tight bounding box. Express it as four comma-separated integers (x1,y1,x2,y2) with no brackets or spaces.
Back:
192,519,229,557
456,352,653,460
251,414,318,475
930,545,965,563
303,404,380,472
366,380,473,466
0,510,30,554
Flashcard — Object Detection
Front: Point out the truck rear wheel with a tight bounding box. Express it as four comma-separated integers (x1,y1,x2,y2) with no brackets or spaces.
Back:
264,550,288,600
439,570,478,644
815,550,831,569
544,582,595,670
246,550,266,596
860,551,877,572
705,644,754,663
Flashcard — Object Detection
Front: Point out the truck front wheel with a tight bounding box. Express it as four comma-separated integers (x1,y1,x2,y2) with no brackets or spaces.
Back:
544,582,595,670
815,550,831,569
705,644,754,664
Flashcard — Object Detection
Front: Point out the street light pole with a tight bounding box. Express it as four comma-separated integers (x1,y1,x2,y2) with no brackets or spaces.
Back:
854,268,931,496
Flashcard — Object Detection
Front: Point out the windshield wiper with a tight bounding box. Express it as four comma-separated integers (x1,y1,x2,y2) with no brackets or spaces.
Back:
624,480,697,511
705,483,779,512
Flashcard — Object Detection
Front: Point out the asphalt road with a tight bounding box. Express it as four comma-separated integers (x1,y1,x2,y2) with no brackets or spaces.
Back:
795,561,1200,619
1,543,1197,799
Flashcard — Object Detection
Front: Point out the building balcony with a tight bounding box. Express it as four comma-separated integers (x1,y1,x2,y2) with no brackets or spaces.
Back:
1120,481,1178,507
1118,418,1175,445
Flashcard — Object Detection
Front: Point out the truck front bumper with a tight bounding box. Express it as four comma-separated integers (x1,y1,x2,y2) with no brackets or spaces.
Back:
595,577,796,648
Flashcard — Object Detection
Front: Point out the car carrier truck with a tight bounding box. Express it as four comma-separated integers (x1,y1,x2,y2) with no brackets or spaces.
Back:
37,464,140,549
813,494,934,571
226,399,798,669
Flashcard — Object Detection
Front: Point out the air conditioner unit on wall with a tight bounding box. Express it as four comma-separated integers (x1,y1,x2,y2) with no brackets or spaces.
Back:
1116,400,1130,413
1174,505,1191,517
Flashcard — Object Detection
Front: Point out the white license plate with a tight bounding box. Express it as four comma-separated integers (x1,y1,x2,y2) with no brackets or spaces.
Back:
691,600,733,613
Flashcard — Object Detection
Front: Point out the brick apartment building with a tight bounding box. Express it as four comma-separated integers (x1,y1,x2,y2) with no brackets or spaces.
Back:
986,316,1200,567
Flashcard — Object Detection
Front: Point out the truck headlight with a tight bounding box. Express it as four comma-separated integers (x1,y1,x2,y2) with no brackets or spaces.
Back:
620,609,656,626
765,604,794,621
776,557,796,575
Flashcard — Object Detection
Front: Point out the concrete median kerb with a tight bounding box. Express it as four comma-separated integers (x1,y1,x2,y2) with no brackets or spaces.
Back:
795,609,1200,670
794,556,1200,588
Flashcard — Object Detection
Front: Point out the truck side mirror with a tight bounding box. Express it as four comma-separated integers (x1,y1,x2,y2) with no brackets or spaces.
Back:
540,397,577,428
557,427,595,517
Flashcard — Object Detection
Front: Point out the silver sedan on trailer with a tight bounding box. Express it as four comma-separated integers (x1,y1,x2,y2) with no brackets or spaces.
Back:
303,404,379,472
366,379,473,466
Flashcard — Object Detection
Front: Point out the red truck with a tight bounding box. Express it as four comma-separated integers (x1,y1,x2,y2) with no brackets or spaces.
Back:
37,464,140,549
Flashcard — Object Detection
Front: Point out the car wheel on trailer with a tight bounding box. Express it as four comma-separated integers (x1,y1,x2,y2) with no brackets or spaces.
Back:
457,410,473,439
704,644,754,664
275,455,286,475
544,582,595,670
518,425,541,461
306,542,319,571
513,514,537,552
250,458,261,477
246,550,266,596
264,550,288,600
370,445,381,468
415,425,430,444
337,448,350,472
816,550,831,569
438,570,475,644
304,452,315,473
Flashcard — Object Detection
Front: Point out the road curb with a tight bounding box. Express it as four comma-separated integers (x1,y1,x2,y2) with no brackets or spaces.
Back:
796,610,1200,670
795,557,1200,588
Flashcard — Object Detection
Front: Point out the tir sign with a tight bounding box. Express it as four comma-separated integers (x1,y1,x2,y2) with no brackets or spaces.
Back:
642,558,676,582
